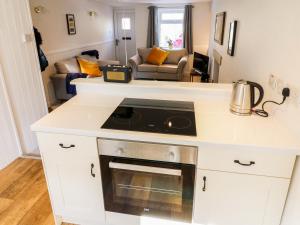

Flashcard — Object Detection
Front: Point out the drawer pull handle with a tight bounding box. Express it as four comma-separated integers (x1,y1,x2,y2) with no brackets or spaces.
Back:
59,143,75,149
234,160,255,166
91,163,95,177
202,176,206,192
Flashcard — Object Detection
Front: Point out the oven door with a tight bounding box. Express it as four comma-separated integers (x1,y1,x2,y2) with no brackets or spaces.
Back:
100,155,195,222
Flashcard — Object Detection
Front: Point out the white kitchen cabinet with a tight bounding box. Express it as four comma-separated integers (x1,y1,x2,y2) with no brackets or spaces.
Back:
37,133,105,225
194,169,290,225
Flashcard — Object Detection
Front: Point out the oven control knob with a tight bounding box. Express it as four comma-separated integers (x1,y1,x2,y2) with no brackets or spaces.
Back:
116,147,124,156
169,151,175,160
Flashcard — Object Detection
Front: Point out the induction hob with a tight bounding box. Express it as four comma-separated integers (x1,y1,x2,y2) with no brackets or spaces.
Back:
101,98,197,136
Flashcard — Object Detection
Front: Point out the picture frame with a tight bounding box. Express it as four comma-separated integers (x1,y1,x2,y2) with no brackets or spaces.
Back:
66,14,76,35
214,12,226,45
227,20,238,56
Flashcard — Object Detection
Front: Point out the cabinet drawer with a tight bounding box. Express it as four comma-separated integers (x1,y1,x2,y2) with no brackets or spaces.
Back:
197,147,295,178
36,132,98,160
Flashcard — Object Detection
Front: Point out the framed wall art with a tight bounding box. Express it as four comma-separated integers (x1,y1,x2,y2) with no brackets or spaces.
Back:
66,14,76,35
214,12,226,45
227,20,238,56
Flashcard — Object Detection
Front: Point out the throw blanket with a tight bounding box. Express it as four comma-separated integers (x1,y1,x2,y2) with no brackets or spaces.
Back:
81,50,99,59
66,73,87,95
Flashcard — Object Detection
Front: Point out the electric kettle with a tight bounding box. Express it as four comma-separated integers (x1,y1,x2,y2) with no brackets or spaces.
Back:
230,80,264,115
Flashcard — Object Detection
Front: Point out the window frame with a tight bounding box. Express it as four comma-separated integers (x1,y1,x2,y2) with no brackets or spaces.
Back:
157,8,184,49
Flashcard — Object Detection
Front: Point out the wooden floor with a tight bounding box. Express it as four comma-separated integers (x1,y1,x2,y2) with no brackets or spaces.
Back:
0,158,74,225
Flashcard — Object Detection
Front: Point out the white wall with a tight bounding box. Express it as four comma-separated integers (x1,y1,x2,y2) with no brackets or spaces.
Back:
29,0,115,106
0,0,48,156
134,2,211,72
209,0,300,224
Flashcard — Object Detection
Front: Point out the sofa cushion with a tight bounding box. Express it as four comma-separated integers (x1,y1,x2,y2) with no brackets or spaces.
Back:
157,64,178,74
138,63,158,72
137,48,152,63
54,58,81,74
77,58,101,77
146,47,169,65
165,49,188,64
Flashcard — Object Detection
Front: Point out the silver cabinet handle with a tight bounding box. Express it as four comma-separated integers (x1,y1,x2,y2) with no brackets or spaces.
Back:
109,162,182,176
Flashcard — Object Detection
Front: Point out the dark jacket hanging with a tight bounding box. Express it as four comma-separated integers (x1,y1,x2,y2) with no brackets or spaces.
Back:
34,27,48,72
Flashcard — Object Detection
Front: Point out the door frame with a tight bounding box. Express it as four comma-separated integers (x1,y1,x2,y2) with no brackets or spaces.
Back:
113,8,136,63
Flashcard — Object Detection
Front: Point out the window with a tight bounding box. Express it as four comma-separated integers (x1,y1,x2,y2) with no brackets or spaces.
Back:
158,8,184,49
122,18,131,30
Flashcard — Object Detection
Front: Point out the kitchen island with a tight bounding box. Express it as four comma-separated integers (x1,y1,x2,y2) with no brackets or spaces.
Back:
31,78,300,225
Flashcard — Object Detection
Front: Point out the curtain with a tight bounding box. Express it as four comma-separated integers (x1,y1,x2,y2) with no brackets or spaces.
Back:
183,5,193,54
147,6,158,48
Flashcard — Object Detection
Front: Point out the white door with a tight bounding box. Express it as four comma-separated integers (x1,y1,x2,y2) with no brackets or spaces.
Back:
114,10,136,65
194,169,290,225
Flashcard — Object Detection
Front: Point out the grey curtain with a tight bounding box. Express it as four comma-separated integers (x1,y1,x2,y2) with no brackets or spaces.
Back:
147,6,158,48
183,5,193,54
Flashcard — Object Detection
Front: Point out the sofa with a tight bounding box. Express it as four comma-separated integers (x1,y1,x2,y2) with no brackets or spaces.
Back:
128,48,188,81
51,55,119,101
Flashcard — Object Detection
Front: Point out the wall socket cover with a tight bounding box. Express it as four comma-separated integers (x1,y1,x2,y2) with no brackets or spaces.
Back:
269,74,277,90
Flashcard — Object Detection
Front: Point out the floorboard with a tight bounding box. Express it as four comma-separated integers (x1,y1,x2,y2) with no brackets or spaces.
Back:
0,158,75,225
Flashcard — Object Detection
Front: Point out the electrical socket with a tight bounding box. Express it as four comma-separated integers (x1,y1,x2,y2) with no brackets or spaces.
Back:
268,74,277,90
269,75,300,106
268,74,288,95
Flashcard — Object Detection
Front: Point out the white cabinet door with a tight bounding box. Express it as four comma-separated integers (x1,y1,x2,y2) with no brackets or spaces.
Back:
194,170,290,225
37,133,105,224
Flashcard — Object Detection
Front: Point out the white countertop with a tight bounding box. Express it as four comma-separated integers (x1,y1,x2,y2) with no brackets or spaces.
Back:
31,78,300,155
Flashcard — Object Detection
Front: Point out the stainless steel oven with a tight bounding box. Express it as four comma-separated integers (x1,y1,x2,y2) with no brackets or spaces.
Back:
98,139,197,222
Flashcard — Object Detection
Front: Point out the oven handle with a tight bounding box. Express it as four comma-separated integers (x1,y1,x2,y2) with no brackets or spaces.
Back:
109,162,182,176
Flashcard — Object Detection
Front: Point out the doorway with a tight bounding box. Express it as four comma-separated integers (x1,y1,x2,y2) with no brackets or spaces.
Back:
114,9,136,65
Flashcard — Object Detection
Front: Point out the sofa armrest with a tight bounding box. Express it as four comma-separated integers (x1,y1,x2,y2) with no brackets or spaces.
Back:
177,56,188,80
178,56,188,71
129,54,142,68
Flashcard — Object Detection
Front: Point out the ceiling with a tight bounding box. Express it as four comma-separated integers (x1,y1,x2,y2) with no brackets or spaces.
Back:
97,0,211,6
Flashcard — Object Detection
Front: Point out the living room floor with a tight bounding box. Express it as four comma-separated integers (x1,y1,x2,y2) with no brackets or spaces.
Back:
0,158,74,225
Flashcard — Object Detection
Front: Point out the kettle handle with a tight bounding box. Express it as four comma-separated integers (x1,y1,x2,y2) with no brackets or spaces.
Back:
248,81,264,108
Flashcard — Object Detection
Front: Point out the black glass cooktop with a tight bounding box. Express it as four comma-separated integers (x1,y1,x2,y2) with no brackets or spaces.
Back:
101,98,197,136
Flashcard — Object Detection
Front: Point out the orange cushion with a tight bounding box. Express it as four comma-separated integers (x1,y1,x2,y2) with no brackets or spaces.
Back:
146,47,169,65
77,58,101,77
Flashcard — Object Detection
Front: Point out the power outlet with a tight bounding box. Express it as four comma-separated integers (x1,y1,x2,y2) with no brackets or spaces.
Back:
268,74,277,90
268,75,300,106
268,74,288,95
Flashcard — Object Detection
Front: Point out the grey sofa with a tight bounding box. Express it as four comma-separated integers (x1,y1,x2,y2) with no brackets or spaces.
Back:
51,55,119,101
128,48,188,81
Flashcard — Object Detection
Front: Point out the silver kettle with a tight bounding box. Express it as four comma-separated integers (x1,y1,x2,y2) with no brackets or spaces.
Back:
230,80,264,115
